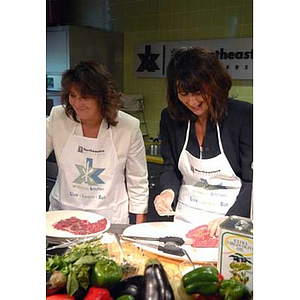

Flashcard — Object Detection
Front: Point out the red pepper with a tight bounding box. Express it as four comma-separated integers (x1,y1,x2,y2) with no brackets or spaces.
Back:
84,286,113,300
218,273,224,281
46,294,75,300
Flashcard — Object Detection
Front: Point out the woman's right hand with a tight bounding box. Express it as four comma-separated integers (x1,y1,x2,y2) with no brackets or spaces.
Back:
153,190,175,216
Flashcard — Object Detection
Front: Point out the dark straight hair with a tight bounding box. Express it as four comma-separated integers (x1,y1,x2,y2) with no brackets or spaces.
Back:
166,47,232,123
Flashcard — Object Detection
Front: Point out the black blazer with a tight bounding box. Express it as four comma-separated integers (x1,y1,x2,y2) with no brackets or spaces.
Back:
159,99,253,218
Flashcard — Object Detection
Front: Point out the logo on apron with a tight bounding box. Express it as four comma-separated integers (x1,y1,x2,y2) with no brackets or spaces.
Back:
194,178,228,190
73,157,105,186
175,122,242,224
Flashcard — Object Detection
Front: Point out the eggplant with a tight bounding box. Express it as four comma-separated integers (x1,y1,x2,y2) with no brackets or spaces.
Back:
144,258,175,300
110,275,145,300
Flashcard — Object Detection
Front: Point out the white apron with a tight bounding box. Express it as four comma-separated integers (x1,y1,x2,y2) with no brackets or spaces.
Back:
174,121,242,225
49,121,129,223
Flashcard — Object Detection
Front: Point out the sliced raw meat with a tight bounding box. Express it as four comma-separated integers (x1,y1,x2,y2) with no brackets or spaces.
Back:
53,216,107,235
186,224,219,248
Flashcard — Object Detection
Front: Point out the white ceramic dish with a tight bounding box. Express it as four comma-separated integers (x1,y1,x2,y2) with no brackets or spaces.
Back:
46,210,110,242
123,222,218,263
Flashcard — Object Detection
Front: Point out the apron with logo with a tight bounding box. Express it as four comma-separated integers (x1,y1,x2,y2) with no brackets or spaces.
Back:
174,121,242,225
49,121,129,223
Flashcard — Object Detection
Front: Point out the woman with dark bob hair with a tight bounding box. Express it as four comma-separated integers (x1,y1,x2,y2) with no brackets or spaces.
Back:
154,47,253,236
46,61,148,224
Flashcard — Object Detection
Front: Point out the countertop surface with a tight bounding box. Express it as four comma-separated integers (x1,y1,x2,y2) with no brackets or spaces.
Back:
107,223,130,234
146,155,163,164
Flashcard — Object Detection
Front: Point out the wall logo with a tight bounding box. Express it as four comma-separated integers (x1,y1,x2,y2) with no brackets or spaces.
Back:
73,158,105,186
135,42,165,77
136,45,160,72
135,38,253,79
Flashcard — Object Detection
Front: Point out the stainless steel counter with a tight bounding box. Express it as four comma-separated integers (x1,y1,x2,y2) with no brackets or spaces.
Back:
107,223,130,234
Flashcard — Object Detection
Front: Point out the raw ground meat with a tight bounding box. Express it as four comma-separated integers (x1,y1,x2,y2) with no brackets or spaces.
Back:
53,216,107,235
186,224,219,248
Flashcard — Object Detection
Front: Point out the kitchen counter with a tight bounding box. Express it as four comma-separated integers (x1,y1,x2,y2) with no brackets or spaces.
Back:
46,222,220,299
107,223,130,234
145,142,163,164
146,155,163,164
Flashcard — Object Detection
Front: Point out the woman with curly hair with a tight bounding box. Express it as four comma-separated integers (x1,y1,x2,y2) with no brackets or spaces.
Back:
154,47,253,236
46,61,148,224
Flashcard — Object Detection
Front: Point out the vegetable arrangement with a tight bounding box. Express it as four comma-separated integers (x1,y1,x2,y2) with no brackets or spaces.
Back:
181,266,251,300
110,258,174,300
46,241,252,300
46,241,112,297
46,242,175,300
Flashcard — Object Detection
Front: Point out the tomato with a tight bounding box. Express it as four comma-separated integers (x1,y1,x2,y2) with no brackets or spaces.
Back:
84,286,113,300
46,294,75,300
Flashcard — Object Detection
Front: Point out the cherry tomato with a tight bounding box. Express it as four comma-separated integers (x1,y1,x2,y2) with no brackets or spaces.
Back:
46,294,75,300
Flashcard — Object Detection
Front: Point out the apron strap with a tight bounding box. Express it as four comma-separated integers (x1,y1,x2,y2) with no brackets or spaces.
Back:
216,123,225,155
183,120,191,150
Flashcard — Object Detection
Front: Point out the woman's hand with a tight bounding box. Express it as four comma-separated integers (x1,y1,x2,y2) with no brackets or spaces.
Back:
136,214,147,223
153,189,175,216
207,217,228,237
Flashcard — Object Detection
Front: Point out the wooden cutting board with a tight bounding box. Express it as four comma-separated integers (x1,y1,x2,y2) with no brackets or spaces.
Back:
107,239,217,300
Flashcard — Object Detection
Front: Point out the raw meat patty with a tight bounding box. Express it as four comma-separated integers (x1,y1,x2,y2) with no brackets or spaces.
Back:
186,224,219,247
53,216,107,235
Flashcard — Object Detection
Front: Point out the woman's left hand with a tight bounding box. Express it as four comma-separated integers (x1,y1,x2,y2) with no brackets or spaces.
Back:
207,217,228,237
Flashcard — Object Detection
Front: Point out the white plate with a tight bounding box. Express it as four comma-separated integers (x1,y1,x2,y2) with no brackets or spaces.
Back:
46,210,110,241
123,222,218,263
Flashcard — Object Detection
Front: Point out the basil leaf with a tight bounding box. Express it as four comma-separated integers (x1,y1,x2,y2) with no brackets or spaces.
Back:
77,265,90,290
67,272,79,296
74,255,98,266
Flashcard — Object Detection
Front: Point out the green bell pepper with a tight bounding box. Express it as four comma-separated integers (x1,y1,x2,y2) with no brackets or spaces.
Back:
90,258,122,288
115,295,136,300
219,279,251,300
182,266,220,296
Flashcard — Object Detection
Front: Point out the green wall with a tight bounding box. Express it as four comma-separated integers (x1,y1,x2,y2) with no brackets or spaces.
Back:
110,0,253,138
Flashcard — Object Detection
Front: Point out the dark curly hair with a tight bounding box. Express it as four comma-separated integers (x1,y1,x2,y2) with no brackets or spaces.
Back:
60,61,121,126
166,47,232,123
